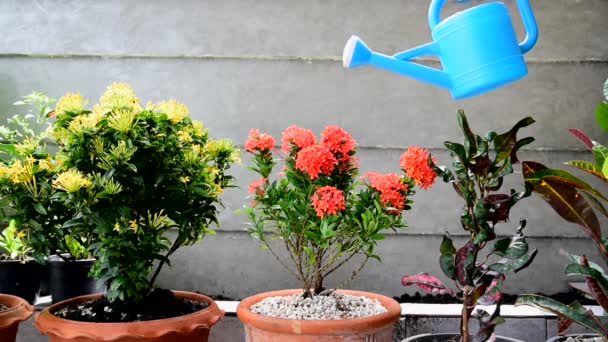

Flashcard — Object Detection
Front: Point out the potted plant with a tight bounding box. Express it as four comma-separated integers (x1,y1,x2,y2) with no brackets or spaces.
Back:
516,78,608,341
34,83,238,341
0,220,40,304
0,99,102,303
237,125,435,341
0,91,56,296
401,111,538,342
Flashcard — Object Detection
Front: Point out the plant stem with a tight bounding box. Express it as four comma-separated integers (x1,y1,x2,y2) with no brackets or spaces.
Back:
337,255,369,290
149,233,182,287
460,286,473,342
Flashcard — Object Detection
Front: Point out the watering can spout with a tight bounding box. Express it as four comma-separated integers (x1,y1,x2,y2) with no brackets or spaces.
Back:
343,36,451,90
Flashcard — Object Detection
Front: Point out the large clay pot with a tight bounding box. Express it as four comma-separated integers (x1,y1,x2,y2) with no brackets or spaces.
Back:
0,293,35,342
403,333,525,341
34,290,224,342
237,289,402,341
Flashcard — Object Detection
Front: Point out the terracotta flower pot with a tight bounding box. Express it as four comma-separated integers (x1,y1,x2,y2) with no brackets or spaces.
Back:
403,333,525,342
237,289,402,341
0,293,35,342
546,334,602,342
34,290,223,342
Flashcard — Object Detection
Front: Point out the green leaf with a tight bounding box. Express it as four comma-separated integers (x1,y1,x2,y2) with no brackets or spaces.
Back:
516,294,608,337
33,203,47,215
596,101,608,133
493,117,535,164
489,250,537,274
439,234,456,280
593,144,608,167
492,221,529,259
566,160,608,183
371,234,385,240
444,141,467,166
457,110,477,156
565,263,608,295
62,218,83,228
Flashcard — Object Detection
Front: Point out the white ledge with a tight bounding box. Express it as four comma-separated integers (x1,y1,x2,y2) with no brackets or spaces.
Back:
216,301,605,318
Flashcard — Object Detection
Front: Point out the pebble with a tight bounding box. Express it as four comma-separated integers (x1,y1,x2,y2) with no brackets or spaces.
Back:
250,292,387,320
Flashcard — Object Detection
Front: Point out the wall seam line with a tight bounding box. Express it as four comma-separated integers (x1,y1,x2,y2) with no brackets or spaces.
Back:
0,53,607,64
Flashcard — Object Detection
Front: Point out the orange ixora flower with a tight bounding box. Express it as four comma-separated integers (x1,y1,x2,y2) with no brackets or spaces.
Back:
366,172,408,210
245,128,275,152
400,146,437,190
320,125,356,158
295,144,337,179
248,177,266,196
311,186,345,218
281,125,317,153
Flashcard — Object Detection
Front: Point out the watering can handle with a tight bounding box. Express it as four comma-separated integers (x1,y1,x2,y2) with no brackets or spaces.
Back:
428,0,538,53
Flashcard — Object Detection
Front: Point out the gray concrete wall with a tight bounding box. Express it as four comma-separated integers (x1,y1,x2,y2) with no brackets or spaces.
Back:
0,0,607,299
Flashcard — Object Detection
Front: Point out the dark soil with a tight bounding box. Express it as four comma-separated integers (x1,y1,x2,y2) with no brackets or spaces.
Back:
209,293,236,301
394,290,596,305
53,288,208,323
0,304,8,312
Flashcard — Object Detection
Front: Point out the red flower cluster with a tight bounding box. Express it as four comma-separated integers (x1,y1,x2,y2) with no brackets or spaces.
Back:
321,125,357,172
311,186,345,218
245,128,275,152
366,172,408,210
295,145,337,179
281,125,316,153
400,146,437,190
248,177,266,196
321,126,356,157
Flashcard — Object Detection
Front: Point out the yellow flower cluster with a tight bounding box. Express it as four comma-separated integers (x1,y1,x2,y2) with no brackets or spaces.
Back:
177,130,192,143
99,82,142,113
68,111,101,135
0,159,34,184
55,93,87,117
155,99,189,124
205,139,241,163
192,121,206,137
107,109,137,133
14,137,40,156
52,169,91,193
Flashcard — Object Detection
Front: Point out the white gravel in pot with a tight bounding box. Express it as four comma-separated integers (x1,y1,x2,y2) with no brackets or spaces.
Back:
250,292,387,320
565,337,603,342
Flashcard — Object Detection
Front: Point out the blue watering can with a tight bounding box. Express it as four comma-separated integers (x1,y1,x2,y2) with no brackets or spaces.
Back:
343,0,538,99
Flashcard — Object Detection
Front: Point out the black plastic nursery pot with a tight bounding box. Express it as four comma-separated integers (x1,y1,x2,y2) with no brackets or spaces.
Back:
48,257,101,303
403,333,524,342
0,259,41,304
39,261,51,296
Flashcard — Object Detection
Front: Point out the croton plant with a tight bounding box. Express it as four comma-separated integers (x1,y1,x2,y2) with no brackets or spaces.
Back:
402,111,538,342
517,78,608,337
245,125,436,298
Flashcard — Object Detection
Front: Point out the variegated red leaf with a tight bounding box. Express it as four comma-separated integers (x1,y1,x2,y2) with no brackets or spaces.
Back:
401,273,455,296
568,128,594,150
